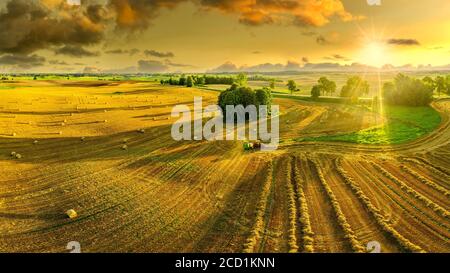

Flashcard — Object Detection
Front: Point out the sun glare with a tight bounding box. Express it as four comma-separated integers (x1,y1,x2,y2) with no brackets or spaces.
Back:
363,41,386,68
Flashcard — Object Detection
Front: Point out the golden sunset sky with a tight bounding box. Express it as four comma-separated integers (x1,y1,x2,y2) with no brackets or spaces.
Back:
0,0,449,73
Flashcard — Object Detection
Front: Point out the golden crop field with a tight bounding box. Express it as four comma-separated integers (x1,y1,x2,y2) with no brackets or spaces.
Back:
0,80,448,253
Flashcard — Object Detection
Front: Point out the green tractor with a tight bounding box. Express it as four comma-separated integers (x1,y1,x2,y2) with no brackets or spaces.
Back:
243,141,262,151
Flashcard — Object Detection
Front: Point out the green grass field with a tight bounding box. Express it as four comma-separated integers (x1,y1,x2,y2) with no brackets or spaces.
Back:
297,105,442,144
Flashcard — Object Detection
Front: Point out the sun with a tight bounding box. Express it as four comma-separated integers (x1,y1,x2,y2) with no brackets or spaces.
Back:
362,41,387,68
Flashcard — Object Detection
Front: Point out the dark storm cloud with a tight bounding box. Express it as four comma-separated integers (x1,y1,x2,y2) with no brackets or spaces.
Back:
0,54,46,69
85,4,109,23
199,0,361,27
387,39,420,46
144,50,175,58
0,0,363,57
55,46,100,57
108,0,187,30
0,0,107,55
109,0,362,30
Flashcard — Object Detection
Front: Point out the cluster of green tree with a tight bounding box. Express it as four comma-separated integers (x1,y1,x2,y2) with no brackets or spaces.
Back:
160,75,197,87
248,75,277,82
218,83,272,116
423,75,450,97
310,77,337,99
160,74,246,87
382,74,435,106
340,76,370,99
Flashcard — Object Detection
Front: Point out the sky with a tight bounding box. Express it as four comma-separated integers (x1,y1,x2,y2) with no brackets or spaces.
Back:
0,0,449,73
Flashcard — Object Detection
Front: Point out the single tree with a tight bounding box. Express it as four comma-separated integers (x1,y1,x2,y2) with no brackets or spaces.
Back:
186,76,194,87
435,76,446,97
179,76,186,86
311,85,322,99
287,80,297,95
235,73,248,86
269,79,276,90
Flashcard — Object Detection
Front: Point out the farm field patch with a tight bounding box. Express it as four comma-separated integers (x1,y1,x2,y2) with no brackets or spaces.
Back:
0,80,449,253
298,105,442,144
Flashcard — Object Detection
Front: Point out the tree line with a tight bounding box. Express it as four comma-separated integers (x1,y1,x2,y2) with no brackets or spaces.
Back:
160,75,238,87
307,74,449,106
159,71,449,107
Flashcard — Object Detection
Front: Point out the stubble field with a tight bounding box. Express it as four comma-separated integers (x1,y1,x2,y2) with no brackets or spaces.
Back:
0,80,448,253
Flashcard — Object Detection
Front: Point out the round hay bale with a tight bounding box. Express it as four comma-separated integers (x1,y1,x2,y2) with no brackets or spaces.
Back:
121,144,128,150
81,136,86,141
15,153,22,159
66,209,78,219
33,140,39,145
10,151,16,157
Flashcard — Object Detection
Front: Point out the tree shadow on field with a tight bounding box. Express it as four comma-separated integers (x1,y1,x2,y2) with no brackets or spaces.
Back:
0,212,65,221
0,123,239,164
122,136,240,168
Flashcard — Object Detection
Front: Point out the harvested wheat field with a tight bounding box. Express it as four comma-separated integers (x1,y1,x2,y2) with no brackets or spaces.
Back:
0,80,448,253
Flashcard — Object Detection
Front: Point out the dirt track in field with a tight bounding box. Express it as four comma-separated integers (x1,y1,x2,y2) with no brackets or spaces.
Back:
0,81,448,253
